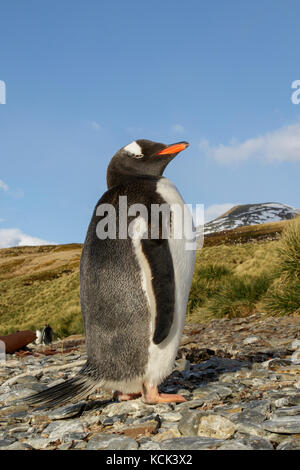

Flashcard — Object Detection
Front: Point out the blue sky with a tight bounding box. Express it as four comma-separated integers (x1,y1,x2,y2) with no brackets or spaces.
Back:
0,0,300,246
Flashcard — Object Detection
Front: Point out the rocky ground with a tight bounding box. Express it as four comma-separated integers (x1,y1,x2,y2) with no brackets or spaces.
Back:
1,313,300,450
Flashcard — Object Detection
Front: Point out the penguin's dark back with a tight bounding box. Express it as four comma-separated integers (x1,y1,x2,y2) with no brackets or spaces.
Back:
80,178,167,382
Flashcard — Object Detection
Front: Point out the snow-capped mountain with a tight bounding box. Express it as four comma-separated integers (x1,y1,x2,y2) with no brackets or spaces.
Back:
203,202,299,235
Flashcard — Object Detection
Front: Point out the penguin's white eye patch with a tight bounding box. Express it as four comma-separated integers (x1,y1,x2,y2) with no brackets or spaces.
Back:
124,141,143,159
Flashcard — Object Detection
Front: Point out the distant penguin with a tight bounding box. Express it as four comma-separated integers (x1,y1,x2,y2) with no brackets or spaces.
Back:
41,324,54,345
35,330,42,345
25,139,196,406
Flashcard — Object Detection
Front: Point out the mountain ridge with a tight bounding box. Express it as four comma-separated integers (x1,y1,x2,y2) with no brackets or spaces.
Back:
203,202,299,235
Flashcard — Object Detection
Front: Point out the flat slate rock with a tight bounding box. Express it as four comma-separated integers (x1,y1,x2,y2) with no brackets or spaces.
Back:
273,405,300,417
42,419,85,440
262,416,300,434
276,438,300,450
159,437,225,450
86,433,138,450
217,441,252,450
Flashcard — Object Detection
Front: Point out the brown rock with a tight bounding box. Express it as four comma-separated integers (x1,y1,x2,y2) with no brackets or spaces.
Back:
121,420,159,439
197,414,236,439
152,428,181,442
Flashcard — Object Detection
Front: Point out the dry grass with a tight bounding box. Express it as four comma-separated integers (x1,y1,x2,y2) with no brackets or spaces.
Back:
0,244,82,336
263,219,300,316
187,240,275,322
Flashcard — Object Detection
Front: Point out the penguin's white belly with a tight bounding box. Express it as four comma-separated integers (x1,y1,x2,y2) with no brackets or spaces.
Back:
144,178,196,387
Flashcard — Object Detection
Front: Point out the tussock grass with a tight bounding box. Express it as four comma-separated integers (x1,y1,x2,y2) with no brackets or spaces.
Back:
263,219,300,316
206,273,272,318
187,263,231,314
188,219,299,321
274,218,300,279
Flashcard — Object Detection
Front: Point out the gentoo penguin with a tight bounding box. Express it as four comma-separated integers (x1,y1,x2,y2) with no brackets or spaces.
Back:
41,324,54,345
25,139,196,406
35,330,42,345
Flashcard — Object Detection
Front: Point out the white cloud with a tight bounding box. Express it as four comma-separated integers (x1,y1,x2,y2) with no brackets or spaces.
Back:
91,121,101,131
0,179,9,191
171,124,185,134
0,228,56,248
200,122,300,164
205,203,235,222
0,180,24,198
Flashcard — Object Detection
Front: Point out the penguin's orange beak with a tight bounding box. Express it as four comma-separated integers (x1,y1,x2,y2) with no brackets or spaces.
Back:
156,142,189,156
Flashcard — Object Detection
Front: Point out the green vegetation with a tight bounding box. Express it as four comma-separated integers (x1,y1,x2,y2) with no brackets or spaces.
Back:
188,218,300,322
187,242,275,322
0,219,299,337
263,218,300,316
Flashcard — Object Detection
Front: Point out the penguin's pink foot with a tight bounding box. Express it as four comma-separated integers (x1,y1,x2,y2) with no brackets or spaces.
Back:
155,393,187,403
141,384,187,404
115,391,142,401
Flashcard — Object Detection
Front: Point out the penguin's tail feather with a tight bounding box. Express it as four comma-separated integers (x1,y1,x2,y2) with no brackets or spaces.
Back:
23,369,99,408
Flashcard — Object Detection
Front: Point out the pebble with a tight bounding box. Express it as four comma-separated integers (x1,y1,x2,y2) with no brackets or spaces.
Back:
73,440,88,449
62,431,87,442
262,416,300,434
274,397,290,407
162,411,182,422
86,433,138,450
152,428,181,441
121,419,159,438
276,438,300,450
231,409,267,424
178,411,200,436
217,441,252,450
159,437,224,450
273,405,300,417
290,340,300,351
3,441,34,450
234,421,268,438
237,436,274,450
42,419,85,440
25,437,53,449
0,438,16,447
243,336,260,345
197,414,235,439
291,350,300,365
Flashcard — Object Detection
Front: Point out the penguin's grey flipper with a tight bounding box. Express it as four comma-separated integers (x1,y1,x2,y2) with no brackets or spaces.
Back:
141,238,175,345
23,364,98,408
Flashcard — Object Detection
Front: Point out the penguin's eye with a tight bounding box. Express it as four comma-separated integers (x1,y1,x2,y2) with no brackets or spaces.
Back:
133,153,144,159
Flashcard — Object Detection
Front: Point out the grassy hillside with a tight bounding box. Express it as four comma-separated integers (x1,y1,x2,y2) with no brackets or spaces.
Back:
0,244,82,336
0,219,299,336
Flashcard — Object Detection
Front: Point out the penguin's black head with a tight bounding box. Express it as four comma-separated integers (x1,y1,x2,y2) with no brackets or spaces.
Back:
106,139,189,188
